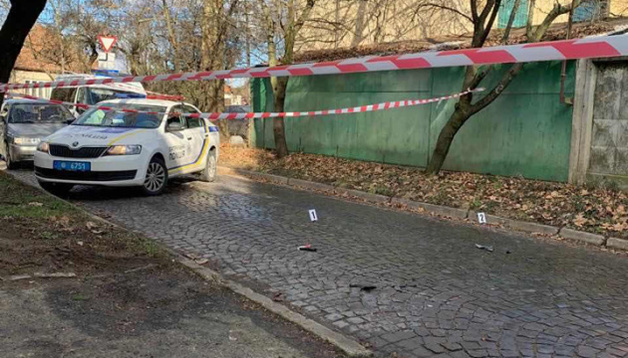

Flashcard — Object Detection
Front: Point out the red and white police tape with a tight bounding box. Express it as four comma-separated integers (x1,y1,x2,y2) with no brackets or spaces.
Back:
1,34,627,92
6,88,484,121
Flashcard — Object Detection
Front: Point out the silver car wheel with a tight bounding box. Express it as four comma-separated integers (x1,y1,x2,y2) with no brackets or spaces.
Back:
207,152,216,179
144,162,166,193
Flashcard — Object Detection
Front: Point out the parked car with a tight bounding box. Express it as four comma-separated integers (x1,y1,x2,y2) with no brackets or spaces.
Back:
34,99,220,196
0,99,75,169
50,74,147,116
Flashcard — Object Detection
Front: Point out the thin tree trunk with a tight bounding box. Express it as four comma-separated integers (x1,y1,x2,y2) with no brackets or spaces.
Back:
425,0,582,175
0,0,48,110
263,0,289,157
425,107,469,174
272,77,289,157
501,0,522,43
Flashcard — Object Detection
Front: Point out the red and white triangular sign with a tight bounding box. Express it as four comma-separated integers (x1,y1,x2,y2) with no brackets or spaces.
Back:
98,35,118,53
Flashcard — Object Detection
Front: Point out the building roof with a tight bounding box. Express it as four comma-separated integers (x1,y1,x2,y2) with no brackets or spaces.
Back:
294,17,628,64
14,25,89,74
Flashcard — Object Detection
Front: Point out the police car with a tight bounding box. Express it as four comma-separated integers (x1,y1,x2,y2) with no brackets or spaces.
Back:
34,99,219,196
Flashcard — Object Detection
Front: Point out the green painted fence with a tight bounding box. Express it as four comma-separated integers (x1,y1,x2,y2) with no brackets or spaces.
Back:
251,61,575,182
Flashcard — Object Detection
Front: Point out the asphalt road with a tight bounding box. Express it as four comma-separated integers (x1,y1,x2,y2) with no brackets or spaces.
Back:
8,168,628,358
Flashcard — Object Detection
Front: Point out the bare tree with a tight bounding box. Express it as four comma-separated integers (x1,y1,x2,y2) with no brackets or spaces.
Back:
425,0,584,174
0,0,48,108
258,0,317,158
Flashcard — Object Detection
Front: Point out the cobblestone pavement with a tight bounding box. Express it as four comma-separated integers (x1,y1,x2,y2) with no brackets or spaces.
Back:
9,169,628,358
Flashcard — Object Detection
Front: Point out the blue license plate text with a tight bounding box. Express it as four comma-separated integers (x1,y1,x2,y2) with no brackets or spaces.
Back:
53,161,91,172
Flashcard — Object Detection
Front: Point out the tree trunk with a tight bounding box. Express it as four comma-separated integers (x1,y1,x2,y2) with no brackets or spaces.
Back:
425,0,581,175
0,0,48,109
425,106,471,174
272,77,289,157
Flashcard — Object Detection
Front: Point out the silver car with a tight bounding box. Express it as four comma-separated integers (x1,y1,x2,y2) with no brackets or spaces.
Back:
0,99,75,169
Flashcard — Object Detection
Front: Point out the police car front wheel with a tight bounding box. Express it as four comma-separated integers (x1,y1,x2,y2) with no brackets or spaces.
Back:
142,157,168,196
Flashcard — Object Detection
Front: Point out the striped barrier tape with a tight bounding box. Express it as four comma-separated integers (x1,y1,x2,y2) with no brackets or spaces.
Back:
6,88,484,121
1,34,627,92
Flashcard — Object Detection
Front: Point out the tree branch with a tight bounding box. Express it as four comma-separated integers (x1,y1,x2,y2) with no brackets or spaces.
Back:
471,0,479,22
418,3,473,23
501,0,522,43
469,63,523,115
293,0,316,35
526,0,537,39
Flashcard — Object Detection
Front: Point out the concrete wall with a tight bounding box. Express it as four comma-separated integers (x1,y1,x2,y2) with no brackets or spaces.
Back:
586,60,628,188
252,61,576,182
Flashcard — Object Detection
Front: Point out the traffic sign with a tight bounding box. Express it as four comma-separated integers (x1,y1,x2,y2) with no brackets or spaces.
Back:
98,35,118,53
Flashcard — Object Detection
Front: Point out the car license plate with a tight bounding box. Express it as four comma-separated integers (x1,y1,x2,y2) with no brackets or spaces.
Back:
53,161,91,172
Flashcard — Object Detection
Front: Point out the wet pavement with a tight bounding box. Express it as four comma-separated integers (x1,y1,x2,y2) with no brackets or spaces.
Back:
8,169,628,358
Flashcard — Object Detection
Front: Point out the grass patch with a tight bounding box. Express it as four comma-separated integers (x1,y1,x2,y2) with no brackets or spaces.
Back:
0,172,77,218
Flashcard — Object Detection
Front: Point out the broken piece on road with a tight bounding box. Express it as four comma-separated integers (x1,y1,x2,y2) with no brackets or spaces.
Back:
475,244,494,252
298,244,318,252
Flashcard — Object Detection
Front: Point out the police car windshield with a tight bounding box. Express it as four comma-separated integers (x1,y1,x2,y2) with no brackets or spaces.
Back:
72,104,167,129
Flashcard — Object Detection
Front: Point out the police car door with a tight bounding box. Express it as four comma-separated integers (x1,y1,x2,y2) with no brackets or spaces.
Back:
181,105,206,173
164,107,190,171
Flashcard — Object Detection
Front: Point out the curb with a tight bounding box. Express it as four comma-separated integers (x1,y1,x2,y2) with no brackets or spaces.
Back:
218,166,627,251
177,257,372,357
6,171,372,358
469,211,559,235
608,237,628,251
559,228,607,246
394,197,468,219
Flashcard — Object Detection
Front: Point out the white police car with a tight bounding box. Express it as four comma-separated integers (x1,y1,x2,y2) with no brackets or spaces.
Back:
34,99,219,196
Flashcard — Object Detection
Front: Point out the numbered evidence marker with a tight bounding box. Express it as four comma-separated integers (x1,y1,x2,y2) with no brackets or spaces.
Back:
477,212,487,224
309,209,318,222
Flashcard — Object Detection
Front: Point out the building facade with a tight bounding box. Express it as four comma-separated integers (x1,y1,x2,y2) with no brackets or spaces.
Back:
299,0,628,51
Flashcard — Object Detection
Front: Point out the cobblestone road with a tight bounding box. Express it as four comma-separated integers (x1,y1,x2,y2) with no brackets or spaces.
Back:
10,170,628,358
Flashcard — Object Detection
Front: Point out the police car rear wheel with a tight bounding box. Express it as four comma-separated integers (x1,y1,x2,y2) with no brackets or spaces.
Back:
200,150,217,182
142,157,168,196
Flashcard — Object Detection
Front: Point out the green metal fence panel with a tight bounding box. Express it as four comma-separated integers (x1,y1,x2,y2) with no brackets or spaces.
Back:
251,60,575,182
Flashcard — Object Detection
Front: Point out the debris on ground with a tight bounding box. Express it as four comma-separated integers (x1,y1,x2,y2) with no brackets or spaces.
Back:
309,209,318,222
475,244,494,253
124,264,157,274
298,244,318,252
350,283,377,292
220,143,628,239
195,258,209,265
34,272,77,279
272,292,284,302
9,274,32,281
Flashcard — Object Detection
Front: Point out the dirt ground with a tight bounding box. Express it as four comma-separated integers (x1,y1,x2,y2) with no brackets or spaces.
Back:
0,171,344,358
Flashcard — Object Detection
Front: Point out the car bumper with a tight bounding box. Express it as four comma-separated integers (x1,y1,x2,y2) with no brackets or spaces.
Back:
34,151,147,187
10,144,37,161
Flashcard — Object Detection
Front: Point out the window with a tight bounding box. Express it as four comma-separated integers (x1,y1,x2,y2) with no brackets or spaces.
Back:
183,105,203,128
573,0,608,22
50,88,77,103
498,0,529,29
167,105,187,130
8,104,74,123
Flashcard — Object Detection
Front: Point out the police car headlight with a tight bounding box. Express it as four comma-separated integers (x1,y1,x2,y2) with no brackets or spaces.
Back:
106,145,142,156
14,137,41,145
37,141,50,153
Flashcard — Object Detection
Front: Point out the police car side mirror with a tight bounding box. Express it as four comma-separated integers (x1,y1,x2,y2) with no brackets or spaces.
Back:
167,121,184,132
